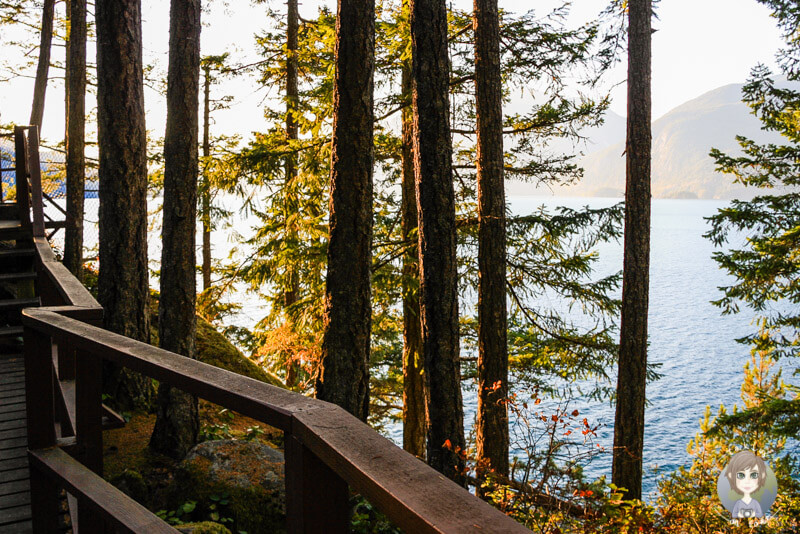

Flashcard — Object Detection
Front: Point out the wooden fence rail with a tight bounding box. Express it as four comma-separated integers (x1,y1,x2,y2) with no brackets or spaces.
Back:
15,125,531,533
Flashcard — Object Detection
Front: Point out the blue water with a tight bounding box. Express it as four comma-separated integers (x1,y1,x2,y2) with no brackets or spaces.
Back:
202,195,785,499
501,197,780,498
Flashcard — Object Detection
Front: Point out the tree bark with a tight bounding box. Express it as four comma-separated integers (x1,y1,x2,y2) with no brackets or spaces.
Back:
474,0,508,480
64,0,86,281
612,0,652,501
401,56,426,459
284,0,301,388
201,64,211,292
410,0,466,484
150,0,201,460
29,0,54,129
317,0,375,421
96,0,154,411
284,0,300,312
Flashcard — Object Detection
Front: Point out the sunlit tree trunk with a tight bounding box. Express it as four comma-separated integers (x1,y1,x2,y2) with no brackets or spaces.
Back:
317,0,375,421
401,56,426,459
96,0,154,410
612,0,652,501
64,0,86,281
284,0,301,387
150,0,202,460
29,0,54,129
474,0,508,481
410,0,466,485
201,64,212,292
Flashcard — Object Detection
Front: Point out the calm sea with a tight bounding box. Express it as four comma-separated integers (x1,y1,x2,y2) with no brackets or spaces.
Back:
502,197,780,498
75,195,786,498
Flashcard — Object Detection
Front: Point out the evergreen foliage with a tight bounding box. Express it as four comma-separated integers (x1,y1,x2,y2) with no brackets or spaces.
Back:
227,3,628,444
705,0,800,440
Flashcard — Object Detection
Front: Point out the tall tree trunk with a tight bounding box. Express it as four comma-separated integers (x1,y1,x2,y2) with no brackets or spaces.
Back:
317,0,375,421
29,0,54,129
201,64,211,292
150,0,201,460
64,0,86,281
96,0,154,411
612,0,652,501
284,0,300,387
401,57,426,459
474,0,508,480
410,0,466,484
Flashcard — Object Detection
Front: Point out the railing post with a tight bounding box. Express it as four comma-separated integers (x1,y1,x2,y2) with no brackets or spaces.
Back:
25,126,46,238
13,126,32,231
75,339,106,533
285,434,349,534
24,325,60,533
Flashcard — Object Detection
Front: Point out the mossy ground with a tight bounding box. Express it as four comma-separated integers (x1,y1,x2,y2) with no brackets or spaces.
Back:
102,301,284,532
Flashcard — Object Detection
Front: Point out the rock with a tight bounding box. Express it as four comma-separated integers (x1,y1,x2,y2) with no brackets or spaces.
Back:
168,439,286,534
111,469,149,505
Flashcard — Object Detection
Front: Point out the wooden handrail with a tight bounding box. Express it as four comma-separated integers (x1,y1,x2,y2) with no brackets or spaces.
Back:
23,308,530,532
17,125,531,533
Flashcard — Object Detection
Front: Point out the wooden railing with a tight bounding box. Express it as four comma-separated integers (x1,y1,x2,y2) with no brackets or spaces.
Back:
16,125,531,533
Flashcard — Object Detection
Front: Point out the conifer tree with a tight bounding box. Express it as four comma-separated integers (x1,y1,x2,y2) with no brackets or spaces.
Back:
474,0,508,480
401,55,426,458
64,0,86,281
411,0,466,484
317,0,375,421
612,0,652,500
150,0,202,459
96,0,153,410
705,0,800,439
29,0,54,129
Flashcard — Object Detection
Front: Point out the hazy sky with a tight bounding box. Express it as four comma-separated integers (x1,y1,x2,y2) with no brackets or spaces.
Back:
0,0,785,143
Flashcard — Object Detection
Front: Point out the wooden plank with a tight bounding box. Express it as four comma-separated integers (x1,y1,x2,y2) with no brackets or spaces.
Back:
0,369,25,391
76,346,102,475
0,490,31,509
0,327,25,339
0,249,34,259
0,427,26,440
0,418,26,431
22,309,318,432
55,379,75,438
24,127,45,239
294,406,533,534
0,519,33,533
13,127,32,234
0,469,29,484
0,504,32,526
0,437,26,450
0,272,36,283
0,402,26,415
0,378,25,389
0,383,24,393
0,479,29,497
29,448,180,534
0,391,25,402
0,369,25,384
0,396,25,406
0,299,40,312
34,238,101,309
1,447,27,460
286,435,348,534
20,309,532,533
0,410,25,423
0,457,28,472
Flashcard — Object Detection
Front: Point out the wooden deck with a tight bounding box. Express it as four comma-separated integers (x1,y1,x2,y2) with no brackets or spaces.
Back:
0,351,31,533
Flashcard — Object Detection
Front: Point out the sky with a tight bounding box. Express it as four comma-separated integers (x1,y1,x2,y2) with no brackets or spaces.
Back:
0,0,786,144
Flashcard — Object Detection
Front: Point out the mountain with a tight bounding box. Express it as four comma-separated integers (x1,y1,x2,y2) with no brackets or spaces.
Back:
509,83,786,199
